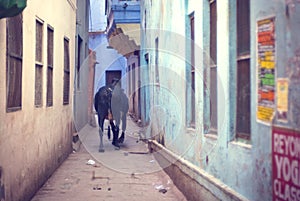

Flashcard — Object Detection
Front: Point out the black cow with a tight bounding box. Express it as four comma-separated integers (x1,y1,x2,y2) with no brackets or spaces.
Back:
94,79,120,152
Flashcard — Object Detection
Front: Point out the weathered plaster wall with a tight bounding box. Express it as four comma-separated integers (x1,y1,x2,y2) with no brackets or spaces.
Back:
127,54,140,116
140,0,187,139
0,0,76,200
149,140,249,201
89,0,107,32
141,0,300,201
73,0,90,131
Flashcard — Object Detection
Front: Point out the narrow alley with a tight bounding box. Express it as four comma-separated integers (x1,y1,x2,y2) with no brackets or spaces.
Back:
31,116,187,201
1,0,300,201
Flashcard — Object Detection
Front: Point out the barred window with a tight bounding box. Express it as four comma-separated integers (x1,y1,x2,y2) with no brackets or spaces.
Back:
190,15,195,127
76,35,82,89
132,63,136,97
63,38,70,105
128,65,131,96
204,0,218,134
35,19,43,107
47,26,54,107
155,37,159,84
6,14,23,112
236,0,251,139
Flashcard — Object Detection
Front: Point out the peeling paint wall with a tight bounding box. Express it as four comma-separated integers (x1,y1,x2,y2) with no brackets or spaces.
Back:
127,54,140,118
73,0,91,132
0,0,76,200
141,0,300,200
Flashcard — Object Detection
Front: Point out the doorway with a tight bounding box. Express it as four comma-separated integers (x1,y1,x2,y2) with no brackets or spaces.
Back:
106,70,121,87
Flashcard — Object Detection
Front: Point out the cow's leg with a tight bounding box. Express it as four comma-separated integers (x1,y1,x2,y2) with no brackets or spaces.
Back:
110,120,120,149
110,110,121,148
98,113,106,152
119,112,126,143
107,125,111,140
119,131,125,144
98,128,104,152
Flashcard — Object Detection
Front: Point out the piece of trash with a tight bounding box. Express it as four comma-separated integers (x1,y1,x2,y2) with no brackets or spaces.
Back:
131,172,139,179
133,132,140,137
124,152,129,156
159,189,167,194
155,184,164,190
86,159,95,165
149,160,155,163
93,187,101,190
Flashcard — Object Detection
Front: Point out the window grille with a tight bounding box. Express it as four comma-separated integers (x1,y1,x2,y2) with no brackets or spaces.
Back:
206,0,218,133
63,38,70,105
35,20,43,107
236,0,251,139
47,26,54,107
6,14,23,112
190,15,195,127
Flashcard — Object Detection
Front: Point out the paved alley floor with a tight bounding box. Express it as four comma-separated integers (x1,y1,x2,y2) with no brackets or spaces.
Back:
31,116,187,201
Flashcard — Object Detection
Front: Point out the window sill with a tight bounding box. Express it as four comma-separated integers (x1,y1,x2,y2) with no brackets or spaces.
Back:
186,127,196,136
230,141,252,150
6,106,22,113
204,133,218,140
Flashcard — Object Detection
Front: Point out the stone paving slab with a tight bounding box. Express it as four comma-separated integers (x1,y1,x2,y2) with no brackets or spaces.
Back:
31,116,187,201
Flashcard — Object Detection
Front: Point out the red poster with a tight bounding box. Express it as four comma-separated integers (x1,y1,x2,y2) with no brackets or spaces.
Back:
272,127,300,201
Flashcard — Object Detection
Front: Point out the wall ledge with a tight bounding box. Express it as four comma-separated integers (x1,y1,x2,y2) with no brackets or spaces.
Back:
148,140,250,201
229,141,252,150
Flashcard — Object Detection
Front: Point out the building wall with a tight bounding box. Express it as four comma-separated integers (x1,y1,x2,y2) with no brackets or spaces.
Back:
73,0,91,131
140,0,186,128
89,0,107,32
89,34,127,97
127,53,140,118
111,0,140,24
0,0,76,200
141,0,300,201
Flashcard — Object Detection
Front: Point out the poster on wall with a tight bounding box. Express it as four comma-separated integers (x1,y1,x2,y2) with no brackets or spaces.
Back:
272,127,300,201
257,17,276,124
276,79,289,122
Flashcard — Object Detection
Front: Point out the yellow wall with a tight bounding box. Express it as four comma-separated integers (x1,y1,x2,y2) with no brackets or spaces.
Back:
0,0,76,200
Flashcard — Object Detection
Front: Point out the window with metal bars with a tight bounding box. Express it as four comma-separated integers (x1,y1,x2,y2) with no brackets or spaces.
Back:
47,26,54,107
63,38,70,105
236,0,251,140
204,0,218,134
190,15,195,127
128,65,131,96
155,37,159,84
6,14,23,112
35,19,43,107
132,63,136,96
76,35,82,89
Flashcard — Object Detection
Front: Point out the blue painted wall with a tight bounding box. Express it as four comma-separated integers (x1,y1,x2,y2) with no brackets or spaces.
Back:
140,0,300,200
89,34,127,96
89,0,107,32
111,0,140,24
